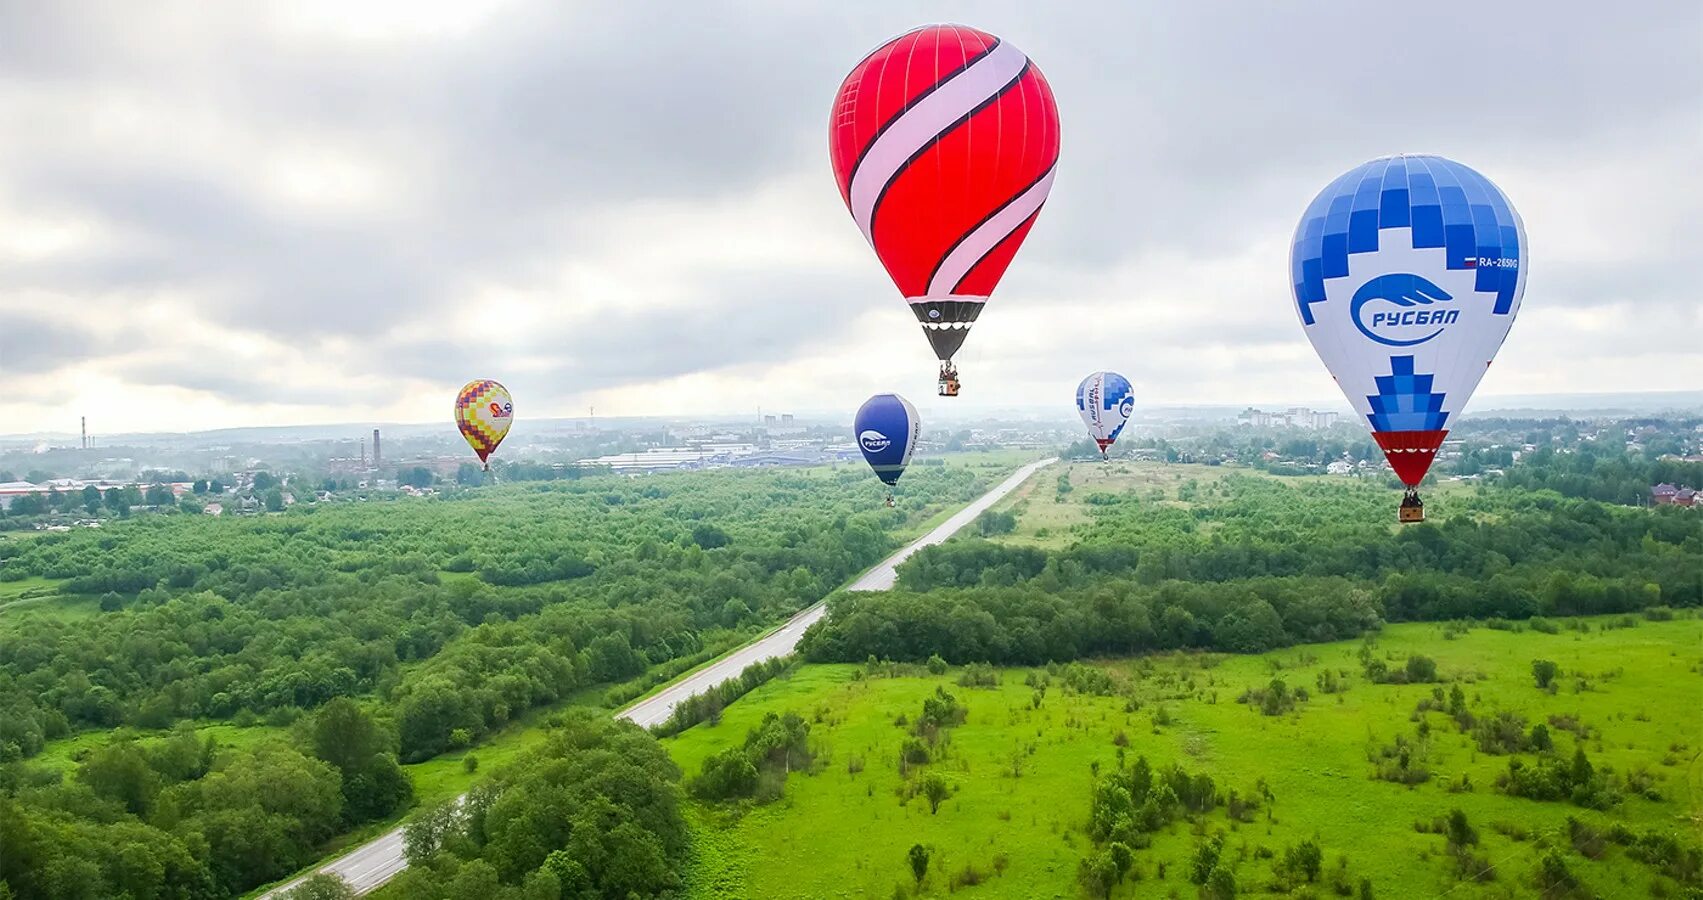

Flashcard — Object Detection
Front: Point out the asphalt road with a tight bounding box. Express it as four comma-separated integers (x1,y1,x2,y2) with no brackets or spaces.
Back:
255,457,1055,898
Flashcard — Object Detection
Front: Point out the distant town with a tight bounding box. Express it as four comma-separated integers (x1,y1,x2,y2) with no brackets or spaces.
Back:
3,401,1700,525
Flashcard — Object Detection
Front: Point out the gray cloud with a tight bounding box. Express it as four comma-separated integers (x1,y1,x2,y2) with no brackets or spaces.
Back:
381,266,871,391
0,311,109,375
115,358,338,406
0,0,1697,421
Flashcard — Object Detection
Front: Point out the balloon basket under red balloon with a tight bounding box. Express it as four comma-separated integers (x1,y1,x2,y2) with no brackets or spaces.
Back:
937,362,960,397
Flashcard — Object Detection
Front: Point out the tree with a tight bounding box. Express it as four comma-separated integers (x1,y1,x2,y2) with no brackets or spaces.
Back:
691,523,730,549
1569,747,1594,786
192,479,208,494
1285,839,1323,882
252,471,278,490
1206,864,1238,899
1531,659,1559,689
403,800,466,865
311,695,384,773
1078,851,1119,898
1445,809,1478,848
908,843,930,885
1108,842,1134,882
926,653,948,675
145,484,175,507
78,741,161,816
7,494,44,516
208,478,226,493
1192,835,1224,884
921,773,950,814
284,873,357,900
308,698,411,823
1529,723,1553,751
265,489,287,512
1535,851,1578,895
689,747,758,800
976,508,1017,535
586,632,646,682
104,487,129,514
82,484,102,514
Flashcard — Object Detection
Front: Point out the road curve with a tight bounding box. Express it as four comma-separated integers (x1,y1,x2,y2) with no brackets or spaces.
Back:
255,457,1055,898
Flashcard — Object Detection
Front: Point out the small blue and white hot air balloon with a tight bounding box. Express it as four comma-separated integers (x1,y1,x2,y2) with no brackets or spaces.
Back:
1075,371,1134,459
1290,154,1526,521
854,393,920,505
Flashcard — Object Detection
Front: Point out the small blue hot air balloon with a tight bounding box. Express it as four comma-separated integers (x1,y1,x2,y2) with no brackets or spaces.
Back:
1076,371,1134,459
854,393,920,505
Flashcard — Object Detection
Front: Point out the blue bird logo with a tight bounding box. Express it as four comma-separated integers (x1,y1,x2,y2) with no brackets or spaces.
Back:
1351,273,1457,347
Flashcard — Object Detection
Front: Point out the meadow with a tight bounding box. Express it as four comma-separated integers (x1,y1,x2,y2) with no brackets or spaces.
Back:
665,616,1702,898
983,459,1480,549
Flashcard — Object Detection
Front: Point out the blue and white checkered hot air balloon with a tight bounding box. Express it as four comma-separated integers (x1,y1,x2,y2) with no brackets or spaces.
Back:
1075,372,1134,459
1290,154,1526,520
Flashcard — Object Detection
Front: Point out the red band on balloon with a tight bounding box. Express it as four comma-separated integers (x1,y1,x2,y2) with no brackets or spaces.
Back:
1373,430,1448,487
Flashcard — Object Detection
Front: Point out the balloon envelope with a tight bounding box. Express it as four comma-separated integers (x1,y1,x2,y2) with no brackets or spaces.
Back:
829,24,1061,362
1290,155,1525,486
1076,371,1134,454
455,379,513,464
854,394,920,487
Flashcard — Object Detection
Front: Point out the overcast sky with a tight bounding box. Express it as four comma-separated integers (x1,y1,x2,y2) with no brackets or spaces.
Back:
1,0,1698,435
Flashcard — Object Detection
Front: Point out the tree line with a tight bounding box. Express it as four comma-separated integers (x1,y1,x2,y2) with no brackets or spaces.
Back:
801,474,1698,666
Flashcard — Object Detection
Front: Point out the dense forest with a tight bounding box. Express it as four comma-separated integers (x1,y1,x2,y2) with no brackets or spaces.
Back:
389,712,684,900
0,462,995,898
1,699,409,897
800,472,1700,665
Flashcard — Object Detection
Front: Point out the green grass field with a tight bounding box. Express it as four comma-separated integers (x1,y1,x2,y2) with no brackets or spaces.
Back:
664,616,1702,898
987,461,1231,547
991,460,1483,550
32,721,286,773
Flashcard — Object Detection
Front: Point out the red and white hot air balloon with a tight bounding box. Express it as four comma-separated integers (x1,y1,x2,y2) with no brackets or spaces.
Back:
829,24,1061,396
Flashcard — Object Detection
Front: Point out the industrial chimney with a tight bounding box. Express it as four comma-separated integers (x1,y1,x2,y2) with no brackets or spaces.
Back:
372,429,382,470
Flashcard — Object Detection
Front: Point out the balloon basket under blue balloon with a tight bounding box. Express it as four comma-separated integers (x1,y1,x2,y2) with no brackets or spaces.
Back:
1398,489,1424,523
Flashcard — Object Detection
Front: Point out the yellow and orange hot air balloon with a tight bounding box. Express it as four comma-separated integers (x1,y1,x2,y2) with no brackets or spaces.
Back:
454,379,513,470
